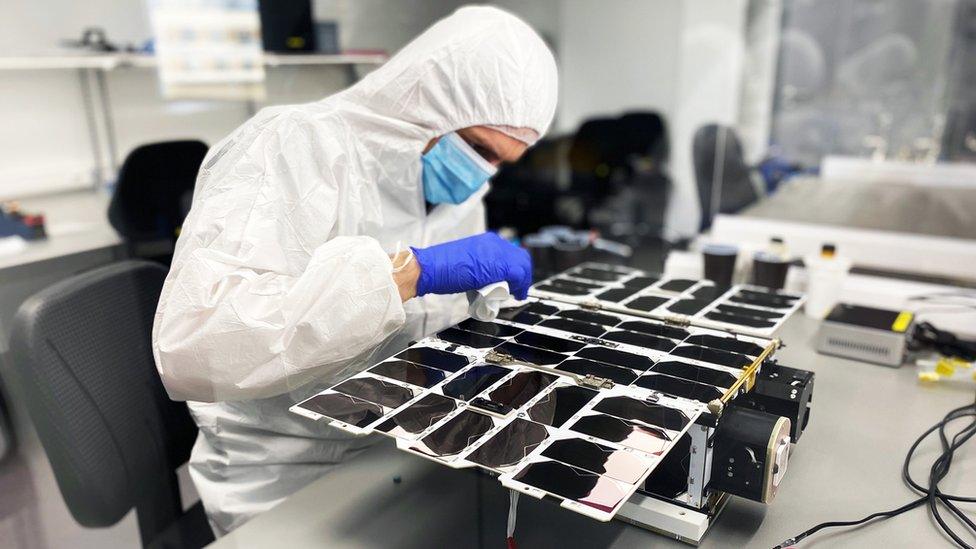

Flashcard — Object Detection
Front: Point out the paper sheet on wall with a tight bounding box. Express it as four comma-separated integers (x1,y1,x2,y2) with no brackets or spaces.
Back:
148,0,266,100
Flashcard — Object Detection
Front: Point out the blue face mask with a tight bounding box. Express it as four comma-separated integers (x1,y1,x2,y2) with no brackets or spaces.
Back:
421,132,498,205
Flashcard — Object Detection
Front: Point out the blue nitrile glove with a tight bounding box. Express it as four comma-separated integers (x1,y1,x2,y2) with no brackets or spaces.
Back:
411,232,533,300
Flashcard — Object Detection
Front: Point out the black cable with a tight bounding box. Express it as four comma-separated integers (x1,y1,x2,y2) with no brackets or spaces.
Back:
909,322,976,362
903,406,976,502
774,394,976,548
909,292,976,302
772,498,927,547
925,416,976,548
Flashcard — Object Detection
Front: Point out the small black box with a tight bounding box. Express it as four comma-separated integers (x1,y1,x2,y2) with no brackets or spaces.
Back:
259,0,316,52
735,362,814,442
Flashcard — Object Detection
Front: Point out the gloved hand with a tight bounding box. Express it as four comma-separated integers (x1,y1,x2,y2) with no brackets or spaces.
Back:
411,232,533,300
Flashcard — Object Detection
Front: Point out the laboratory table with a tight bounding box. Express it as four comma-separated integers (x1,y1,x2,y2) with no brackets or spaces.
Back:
742,176,976,240
0,189,122,272
211,314,975,549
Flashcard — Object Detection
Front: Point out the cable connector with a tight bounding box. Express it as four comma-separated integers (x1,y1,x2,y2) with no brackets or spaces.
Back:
507,490,519,549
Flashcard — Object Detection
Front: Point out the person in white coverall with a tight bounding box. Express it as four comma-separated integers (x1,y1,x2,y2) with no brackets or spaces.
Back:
151,6,558,535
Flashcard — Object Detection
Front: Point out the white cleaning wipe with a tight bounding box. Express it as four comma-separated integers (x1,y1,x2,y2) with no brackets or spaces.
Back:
467,281,514,321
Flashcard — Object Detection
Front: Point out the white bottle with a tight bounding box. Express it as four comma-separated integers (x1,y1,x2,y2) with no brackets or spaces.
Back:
804,243,851,319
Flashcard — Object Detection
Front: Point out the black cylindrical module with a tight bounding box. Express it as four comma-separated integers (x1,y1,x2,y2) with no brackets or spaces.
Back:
735,363,814,441
709,406,791,503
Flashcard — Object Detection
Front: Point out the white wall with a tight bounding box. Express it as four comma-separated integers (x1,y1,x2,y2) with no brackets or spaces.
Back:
314,0,464,53
0,1,152,56
1,62,363,200
737,0,782,164
491,0,561,47
558,0,750,239
665,0,748,238
557,0,681,134
313,0,560,53
0,3,139,198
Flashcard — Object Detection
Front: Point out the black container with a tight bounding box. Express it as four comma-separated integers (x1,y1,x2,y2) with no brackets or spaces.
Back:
552,235,591,273
702,244,737,288
522,234,555,280
751,252,789,290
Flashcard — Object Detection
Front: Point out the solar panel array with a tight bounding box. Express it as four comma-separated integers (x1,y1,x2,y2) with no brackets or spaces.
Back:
530,262,805,336
290,282,789,521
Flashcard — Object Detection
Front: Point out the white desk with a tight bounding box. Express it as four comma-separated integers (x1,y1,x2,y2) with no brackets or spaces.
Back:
0,190,121,272
821,156,976,189
741,176,976,241
209,314,975,548
0,190,122,354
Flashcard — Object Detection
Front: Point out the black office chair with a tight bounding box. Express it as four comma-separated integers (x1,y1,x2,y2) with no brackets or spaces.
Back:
108,140,208,265
0,390,11,463
618,111,669,170
692,124,761,232
485,135,577,233
615,111,672,237
568,117,624,191
7,260,212,548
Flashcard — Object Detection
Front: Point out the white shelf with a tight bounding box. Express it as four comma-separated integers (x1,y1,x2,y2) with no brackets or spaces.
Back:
0,55,118,70
0,52,387,71
263,52,387,67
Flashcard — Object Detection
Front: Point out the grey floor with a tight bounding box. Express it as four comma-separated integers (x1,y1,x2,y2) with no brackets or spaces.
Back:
0,358,198,549
0,378,143,549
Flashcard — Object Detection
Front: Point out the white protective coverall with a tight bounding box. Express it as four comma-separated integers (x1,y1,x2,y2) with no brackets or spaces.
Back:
151,6,558,535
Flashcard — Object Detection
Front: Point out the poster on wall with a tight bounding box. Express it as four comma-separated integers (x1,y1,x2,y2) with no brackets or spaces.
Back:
148,0,266,100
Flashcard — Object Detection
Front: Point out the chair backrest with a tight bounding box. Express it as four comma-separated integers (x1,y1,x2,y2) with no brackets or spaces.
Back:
568,117,623,179
485,135,574,232
693,124,759,231
108,140,208,242
0,393,10,462
619,111,669,165
7,260,196,543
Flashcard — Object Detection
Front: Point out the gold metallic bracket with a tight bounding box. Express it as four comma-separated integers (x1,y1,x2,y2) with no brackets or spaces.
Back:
718,338,780,408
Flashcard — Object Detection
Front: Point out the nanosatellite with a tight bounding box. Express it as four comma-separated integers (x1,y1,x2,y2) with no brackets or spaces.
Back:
290,263,815,543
